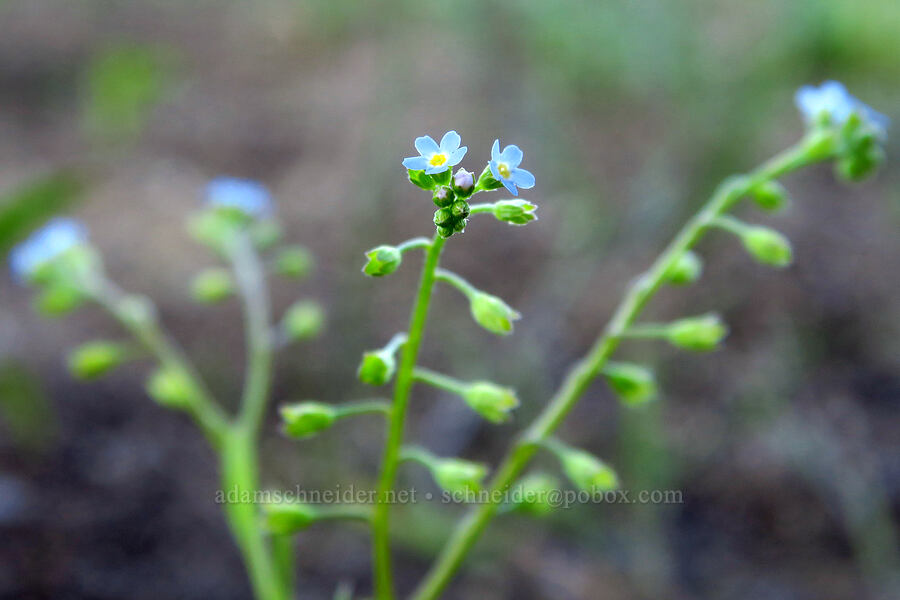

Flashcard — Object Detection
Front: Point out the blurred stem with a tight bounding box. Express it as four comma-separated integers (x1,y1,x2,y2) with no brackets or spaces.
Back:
373,232,446,600
411,134,827,600
434,268,477,300
412,367,467,395
271,534,296,596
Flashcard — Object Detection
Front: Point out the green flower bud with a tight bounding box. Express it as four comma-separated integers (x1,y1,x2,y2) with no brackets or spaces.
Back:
408,169,436,191
603,362,657,406
664,251,703,285
263,501,319,535
432,458,487,496
433,207,454,227
452,168,475,198
362,245,402,277
560,449,618,492
35,285,85,317
835,144,884,182
470,292,521,336
436,225,454,239
450,200,470,219
512,473,560,517
357,350,396,386
433,186,455,208
742,226,792,268
666,313,728,352
146,367,196,410
280,402,337,438
282,301,325,341
189,211,239,251
67,341,127,380
751,181,789,212
250,220,282,249
492,199,538,226
462,382,519,423
190,268,234,304
474,165,503,192
275,246,314,279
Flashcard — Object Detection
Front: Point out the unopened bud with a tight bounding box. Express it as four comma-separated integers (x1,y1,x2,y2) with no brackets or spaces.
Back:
362,245,402,277
146,367,196,410
666,313,728,352
470,292,521,336
357,350,396,386
513,473,560,517
282,301,325,341
68,341,127,380
560,449,618,492
664,251,702,285
603,362,657,406
263,501,318,535
751,181,789,212
191,268,234,304
432,186,455,208
433,458,488,496
452,168,475,197
462,382,519,423
280,402,337,438
35,285,84,317
742,226,792,267
450,200,470,219
276,246,314,279
433,207,454,227
492,199,538,225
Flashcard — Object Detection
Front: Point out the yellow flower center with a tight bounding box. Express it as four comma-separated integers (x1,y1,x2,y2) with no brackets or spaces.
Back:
497,162,511,179
429,153,448,167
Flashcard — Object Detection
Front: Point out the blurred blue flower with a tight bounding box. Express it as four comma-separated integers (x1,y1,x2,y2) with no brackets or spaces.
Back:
9,218,87,281
795,81,889,136
489,140,535,196
206,177,272,217
402,131,467,175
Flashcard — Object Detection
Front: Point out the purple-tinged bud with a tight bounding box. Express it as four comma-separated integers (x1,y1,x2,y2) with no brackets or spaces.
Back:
452,168,475,197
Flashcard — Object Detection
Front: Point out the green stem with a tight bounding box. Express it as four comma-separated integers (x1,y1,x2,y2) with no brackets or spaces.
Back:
412,367,468,395
434,269,477,300
411,136,822,600
619,323,673,339
710,214,750,236
467,203,496,216
397,237,433,253
336,400,392,418
373,232,446,600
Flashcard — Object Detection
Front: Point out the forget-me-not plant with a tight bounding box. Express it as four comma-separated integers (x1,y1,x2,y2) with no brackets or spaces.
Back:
10,80,890,600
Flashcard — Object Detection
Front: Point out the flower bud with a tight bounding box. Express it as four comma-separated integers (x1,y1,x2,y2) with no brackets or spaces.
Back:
432,458,487,496
407,169,436,191
275,246,314,279
433,207,454,227
835,145,884,182
189,211,240,251
190,268,234,304
282,301,325,341
751,181,789,212
450,200,470,219
146,367,196,410
462,382,519,423
432,186,455,208
263,501,318,535
492,199,538,225
603,362,657,406
362,245,402,277
67,341,127,380
436,225,454,239
357,350,396,386
470,292,521,336
560,449,618,492
741,226,792,268
35,285,84,317
451,168,475,198
512,473,560,517
664,251,702,286
280,402,337,438
474,165,503,192
666,313,728,352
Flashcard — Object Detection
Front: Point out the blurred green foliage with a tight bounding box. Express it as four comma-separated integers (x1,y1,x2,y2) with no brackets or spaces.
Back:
0,171,84,257
0,362,57,451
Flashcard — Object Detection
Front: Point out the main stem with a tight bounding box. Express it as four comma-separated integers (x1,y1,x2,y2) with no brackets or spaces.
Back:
411,139,819,600
373,233,446,600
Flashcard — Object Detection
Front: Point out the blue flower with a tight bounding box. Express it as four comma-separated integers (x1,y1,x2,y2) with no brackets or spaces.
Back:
402,131,467,175
489,140,535,196
795,81,889,136
206,177,272,217
9,218,87,281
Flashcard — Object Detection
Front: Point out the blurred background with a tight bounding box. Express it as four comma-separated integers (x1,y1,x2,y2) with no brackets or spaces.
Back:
1,1,898,598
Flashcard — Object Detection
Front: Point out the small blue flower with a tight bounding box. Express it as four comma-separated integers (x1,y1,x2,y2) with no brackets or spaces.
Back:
795,81,889,136
9,218,87,281
489,140,535,196
206,177,272,217
402,131,467,175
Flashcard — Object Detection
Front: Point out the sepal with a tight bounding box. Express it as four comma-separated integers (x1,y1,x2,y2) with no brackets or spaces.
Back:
280,402,337,438
462,382,519,423
282,301,325,341
666,313,728,352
